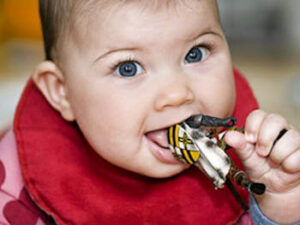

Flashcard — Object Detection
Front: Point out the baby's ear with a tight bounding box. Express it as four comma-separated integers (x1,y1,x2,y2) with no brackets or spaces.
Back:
32,61,75,121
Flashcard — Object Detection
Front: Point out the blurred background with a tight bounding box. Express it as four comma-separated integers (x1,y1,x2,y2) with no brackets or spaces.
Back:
219,0,300,130
0,0,299,134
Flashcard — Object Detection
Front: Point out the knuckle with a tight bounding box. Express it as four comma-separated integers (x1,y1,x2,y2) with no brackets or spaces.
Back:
270,151,283,164
290,129,300,146
282,150,300,172
245,110,266,131
266,113,287,125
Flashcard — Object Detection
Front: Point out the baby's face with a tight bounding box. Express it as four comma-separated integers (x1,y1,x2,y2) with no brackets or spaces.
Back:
61,0,235,177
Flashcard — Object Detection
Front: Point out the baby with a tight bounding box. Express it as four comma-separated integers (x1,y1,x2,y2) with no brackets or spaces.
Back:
0,0,299,224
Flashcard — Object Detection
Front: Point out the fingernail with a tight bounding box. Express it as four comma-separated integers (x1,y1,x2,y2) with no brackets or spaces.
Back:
256,145,266,156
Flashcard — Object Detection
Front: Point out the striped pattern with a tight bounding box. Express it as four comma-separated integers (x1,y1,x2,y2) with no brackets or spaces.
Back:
168,125,200,165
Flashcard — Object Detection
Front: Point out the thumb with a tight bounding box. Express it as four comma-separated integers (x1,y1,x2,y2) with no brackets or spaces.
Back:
224,130,254,161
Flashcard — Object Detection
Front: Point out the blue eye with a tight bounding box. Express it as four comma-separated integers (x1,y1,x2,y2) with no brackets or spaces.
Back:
115,61,143,77
185,46,209,64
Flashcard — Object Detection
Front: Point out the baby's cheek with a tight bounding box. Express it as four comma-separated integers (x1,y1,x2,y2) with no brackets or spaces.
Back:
217,78,236,114
194,72,235,115
208,87,235,116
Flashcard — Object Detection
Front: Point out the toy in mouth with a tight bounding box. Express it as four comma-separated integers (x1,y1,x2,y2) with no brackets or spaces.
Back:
167,114,266,210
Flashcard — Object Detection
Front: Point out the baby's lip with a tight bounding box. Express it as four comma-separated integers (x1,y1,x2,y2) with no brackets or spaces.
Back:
145,129,169,149
145,115,196,148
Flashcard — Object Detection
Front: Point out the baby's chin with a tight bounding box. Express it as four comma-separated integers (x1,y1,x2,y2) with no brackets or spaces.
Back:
138,163,190,179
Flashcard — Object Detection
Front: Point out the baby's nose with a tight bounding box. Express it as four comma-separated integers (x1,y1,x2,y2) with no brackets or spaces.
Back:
154,77,195,111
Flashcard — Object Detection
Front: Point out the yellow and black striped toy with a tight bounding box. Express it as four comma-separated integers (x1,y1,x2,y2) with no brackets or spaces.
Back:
167,115,266,196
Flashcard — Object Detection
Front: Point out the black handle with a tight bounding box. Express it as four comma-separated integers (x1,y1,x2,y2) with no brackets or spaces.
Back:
186,115,237,128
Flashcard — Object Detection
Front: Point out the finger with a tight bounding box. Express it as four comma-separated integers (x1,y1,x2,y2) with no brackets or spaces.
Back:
271,128,288,150
282,149,300,173
270,129,300,165
225,130,270,178
225,130,253,161
256,113,289,157
244,110,267,144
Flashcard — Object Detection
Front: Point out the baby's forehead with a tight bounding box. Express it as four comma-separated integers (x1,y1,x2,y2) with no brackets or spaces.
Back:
76,0,217,18
74,0,219,30
72,0,219,37
59,0,219,62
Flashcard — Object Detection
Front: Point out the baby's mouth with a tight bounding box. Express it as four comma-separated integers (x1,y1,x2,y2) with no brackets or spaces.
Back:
145,129,169,149
145,128,180,164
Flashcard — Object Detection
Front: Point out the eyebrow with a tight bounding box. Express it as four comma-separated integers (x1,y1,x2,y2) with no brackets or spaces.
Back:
93,47,138,65
188,30,224,42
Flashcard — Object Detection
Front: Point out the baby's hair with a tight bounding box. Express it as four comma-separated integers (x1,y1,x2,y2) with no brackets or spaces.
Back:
39,0,83,61
39,0,99,61
39,0,65,61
